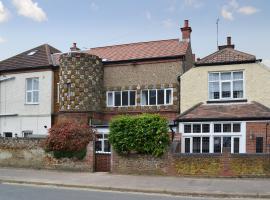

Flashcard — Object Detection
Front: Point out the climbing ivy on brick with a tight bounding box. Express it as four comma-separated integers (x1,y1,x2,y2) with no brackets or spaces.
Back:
109,114,169,157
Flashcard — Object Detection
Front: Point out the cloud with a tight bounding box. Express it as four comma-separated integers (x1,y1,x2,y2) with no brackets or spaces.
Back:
238,6,259,15
221,6,234,21
90,2,99,11
184,0,203,8
12,0,47,22
145,11,152,21
0,36,6,43
161,19,175,28
0,1,10,23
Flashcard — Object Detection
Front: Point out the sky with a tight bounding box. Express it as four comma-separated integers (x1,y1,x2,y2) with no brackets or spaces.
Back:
0,0,270,66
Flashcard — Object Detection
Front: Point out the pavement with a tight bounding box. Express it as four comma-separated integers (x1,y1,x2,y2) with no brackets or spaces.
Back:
0,168,269,199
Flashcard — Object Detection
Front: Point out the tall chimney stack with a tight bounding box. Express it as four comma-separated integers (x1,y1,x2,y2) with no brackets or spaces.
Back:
70,43,80,51
181,19,192,42
218,36,235,50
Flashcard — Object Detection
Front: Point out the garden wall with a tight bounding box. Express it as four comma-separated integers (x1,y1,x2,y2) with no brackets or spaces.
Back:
0,138,94,172
111,150,270,177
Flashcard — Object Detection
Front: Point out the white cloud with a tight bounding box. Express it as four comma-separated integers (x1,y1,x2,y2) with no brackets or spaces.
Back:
90,2,98,11
145,11,152,21
0,36,6,43
184,0,203,8
12,0,47,22
221,6,234,21
0,1,10,23
238,6,259,15
161,19,175,28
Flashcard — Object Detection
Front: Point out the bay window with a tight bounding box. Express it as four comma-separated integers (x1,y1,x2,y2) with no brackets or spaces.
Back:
209,71,244,100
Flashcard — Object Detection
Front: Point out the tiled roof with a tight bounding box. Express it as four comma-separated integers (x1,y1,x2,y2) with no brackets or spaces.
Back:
0,44,61,72
196,48,256,66
52,39,189,65
176,102,270,122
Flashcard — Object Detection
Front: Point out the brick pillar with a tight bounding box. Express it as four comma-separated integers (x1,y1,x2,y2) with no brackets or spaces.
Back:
220,148,234,177
85,141,95,172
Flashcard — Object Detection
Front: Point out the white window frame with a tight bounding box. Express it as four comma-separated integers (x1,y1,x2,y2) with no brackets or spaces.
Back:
141,88,173,106
208,71,244,101
106,90,137,107
25,77,39,104
95,132,111,154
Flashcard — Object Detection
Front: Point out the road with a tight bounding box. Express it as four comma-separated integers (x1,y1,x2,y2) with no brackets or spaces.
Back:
0,183,265,200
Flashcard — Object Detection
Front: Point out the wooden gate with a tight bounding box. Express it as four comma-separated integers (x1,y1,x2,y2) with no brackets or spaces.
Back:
95,153,111,172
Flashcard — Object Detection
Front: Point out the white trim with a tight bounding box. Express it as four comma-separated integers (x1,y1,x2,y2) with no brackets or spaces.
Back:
141,88,173,106
25,77,39,104
106,90,137,107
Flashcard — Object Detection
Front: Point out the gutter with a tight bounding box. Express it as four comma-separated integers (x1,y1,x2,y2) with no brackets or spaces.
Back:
195,59,261,67
175,116,270,122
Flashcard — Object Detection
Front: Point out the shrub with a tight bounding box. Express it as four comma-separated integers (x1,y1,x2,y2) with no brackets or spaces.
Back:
43,120,94,160
109,114,169,157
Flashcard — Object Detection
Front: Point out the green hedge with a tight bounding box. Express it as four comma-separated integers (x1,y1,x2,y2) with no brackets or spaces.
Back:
109,114,170,157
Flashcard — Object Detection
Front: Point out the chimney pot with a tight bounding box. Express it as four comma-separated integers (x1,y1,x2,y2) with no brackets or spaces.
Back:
70,42,80,51
184,20,189,27
181,19,192,42
227,36,231,45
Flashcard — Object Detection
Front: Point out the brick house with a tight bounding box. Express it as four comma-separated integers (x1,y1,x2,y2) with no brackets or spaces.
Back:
176,37,270,154
0,44,60,137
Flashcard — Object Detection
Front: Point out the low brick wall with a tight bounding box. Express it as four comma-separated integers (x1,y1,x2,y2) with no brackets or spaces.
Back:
111,151,270,177
0,138,94,172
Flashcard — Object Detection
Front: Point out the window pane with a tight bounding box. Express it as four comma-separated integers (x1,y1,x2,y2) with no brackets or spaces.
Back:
96,134,103,139
193,124,201,133
256,137,263,153
157,89,164,105
233,81,243,98
221,72,231,80
214,137,221,153
166,89,172,104
26,79,32,90
202,124,210,133
114,91,121,106
129,91,136,106
33,91,39,103
141,90,148,105
185,138,190,153
222,82,231,98
233,72,243,80
184,124,191,133
4,132,12,138
214,124,221,133
223,137,231,152
33,78,39,90
209,73,219,81
95,141,102,151
202,137,209,153
26,92,32,103
107,92,113,106
122,91,128,106
233,123,241,132
193,137,201,153
149,90,156,105
104,140,111,152
223,123,231,132
209,82,220,99
233,138,240,153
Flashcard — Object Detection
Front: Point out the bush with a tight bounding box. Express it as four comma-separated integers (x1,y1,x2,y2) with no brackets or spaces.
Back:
109,114,169,157
43,120,94,160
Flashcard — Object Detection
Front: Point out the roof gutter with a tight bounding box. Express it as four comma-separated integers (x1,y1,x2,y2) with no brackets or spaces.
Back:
0,65,55,73
175,116,270,122
195,59,261,67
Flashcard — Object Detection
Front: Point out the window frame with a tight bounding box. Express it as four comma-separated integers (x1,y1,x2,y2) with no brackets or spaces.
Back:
208,71,244,101
95,132,111,154
140,88,173,106
106,90,137,107
25,77,39,104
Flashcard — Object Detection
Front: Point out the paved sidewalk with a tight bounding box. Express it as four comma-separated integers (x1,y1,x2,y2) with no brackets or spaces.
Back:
0,168,269,199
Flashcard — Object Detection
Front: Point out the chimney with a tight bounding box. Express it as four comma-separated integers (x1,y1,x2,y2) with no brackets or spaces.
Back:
218,36,235,50
181,20,192,42
70,42,80,51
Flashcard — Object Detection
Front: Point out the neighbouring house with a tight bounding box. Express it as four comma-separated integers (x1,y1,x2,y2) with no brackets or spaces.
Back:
0,44,61,137
176,36,270,154
50,20,194,171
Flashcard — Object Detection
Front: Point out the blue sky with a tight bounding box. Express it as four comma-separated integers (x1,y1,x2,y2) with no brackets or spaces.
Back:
0,0,270,66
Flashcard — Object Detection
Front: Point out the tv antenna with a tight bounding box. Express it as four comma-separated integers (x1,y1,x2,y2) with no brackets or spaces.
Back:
216,18,220,50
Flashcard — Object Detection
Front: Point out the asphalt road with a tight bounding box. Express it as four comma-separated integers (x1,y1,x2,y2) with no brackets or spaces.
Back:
0,183,264,200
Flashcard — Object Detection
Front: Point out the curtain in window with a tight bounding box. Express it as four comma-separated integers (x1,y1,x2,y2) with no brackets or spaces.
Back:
141,90,148,105
233,81,243,98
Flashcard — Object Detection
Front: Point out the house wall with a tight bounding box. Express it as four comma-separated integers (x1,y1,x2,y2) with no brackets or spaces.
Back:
180,62,270,112
0,70,53,136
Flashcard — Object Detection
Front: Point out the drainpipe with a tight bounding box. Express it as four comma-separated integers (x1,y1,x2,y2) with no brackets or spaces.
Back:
177,75,181,114
266,122,269,153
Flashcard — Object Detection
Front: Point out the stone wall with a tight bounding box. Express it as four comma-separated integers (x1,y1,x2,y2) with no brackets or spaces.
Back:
111,150,270,177
0,138,94,172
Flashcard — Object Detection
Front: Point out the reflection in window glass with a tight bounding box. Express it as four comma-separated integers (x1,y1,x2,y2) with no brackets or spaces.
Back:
214,137,221,153
141,90,148,105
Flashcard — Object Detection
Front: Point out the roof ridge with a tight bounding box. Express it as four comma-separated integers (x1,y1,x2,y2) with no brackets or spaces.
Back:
90,38,181,50
226,48,256,58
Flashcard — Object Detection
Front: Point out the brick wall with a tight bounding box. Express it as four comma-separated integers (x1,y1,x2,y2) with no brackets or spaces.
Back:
0,138,95,172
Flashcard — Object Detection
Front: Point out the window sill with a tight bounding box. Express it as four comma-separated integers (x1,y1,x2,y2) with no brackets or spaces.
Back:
207,99,247,104
25,103,40,105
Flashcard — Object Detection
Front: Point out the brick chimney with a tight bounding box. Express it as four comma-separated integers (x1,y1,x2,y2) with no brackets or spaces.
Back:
181,20,192,42
70,43,80,51
218,36,235,50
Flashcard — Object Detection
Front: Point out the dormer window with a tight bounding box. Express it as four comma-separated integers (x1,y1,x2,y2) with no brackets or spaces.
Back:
208,71,244,101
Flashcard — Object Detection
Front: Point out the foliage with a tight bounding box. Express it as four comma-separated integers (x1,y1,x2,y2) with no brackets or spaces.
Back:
109,114,169,157
43,120,94,159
